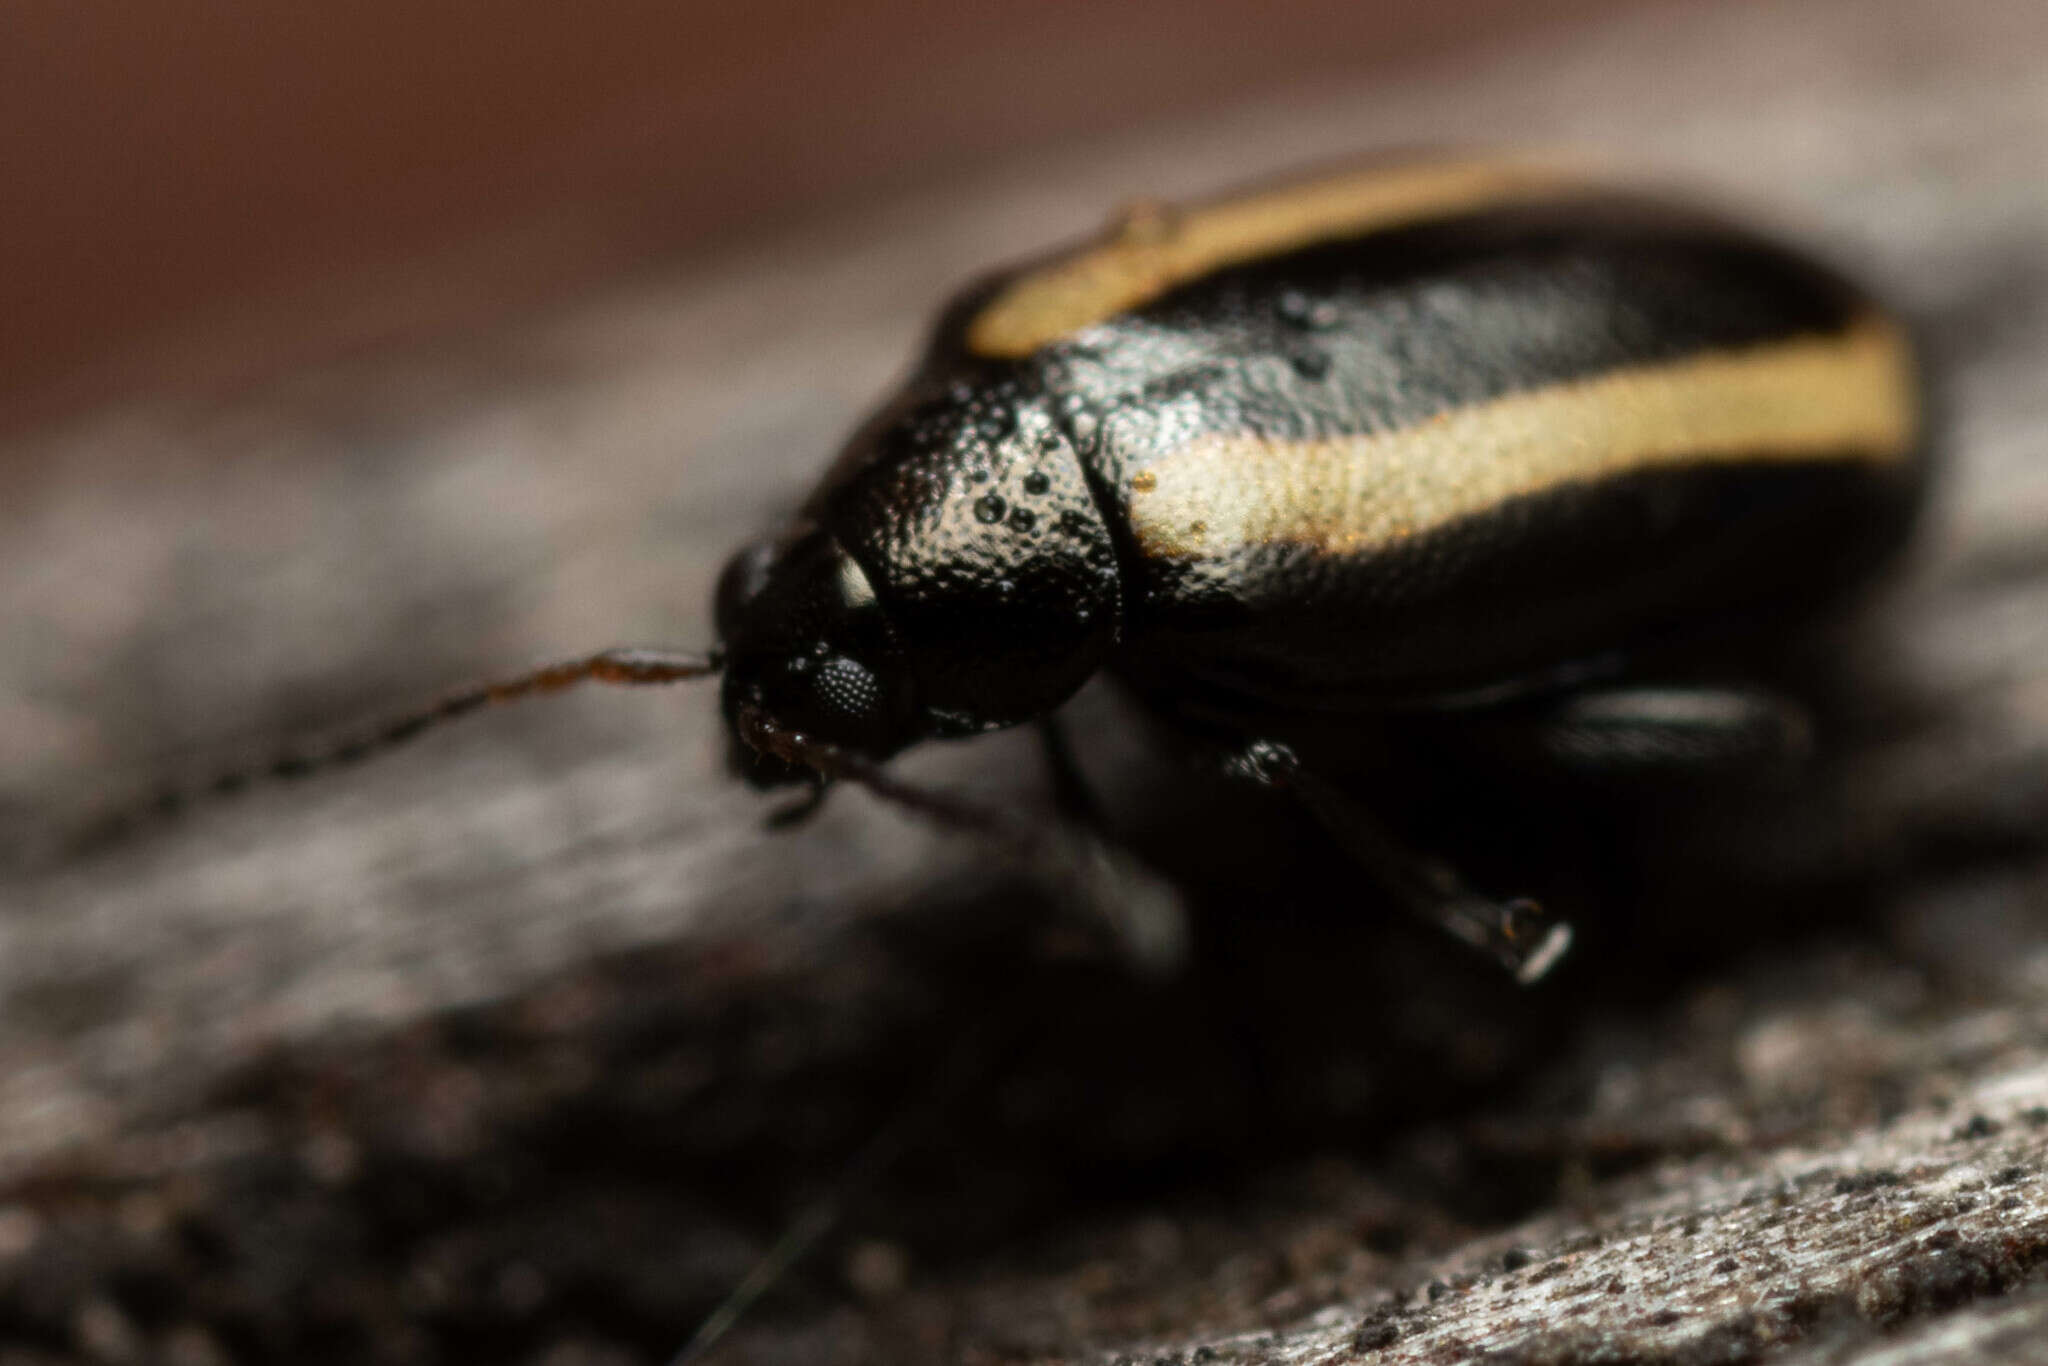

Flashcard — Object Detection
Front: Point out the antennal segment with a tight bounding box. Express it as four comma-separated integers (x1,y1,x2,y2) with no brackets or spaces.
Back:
226,645,725,785
69,646,723,854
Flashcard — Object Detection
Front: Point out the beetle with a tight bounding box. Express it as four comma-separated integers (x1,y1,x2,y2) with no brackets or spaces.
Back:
140,155,1929,980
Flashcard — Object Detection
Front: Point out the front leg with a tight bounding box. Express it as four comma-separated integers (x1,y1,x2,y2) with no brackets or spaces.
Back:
1037,713,1107,827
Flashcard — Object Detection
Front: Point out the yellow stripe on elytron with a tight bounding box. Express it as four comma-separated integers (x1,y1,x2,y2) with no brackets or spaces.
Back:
965,159,1574,358
1129,317,1917,560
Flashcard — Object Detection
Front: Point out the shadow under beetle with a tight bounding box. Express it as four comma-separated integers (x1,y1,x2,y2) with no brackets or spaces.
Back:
155,155,1932,982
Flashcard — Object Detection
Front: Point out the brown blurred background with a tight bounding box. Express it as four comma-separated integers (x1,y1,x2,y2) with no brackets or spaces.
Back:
1,0,1645,434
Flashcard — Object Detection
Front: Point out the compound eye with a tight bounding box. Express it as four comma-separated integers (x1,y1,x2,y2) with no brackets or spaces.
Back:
810,652,883,724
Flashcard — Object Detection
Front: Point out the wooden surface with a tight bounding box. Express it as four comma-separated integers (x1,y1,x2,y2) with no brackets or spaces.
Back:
3,1,2048,1362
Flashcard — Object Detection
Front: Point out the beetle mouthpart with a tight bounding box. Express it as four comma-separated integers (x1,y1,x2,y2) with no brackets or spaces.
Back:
732,703,1189,976
734,703,999,835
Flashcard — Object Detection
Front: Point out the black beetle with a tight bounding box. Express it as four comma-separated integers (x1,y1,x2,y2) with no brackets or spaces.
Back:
145,155,1929,980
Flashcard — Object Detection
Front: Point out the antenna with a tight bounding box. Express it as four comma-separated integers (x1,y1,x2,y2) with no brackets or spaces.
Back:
68,646,722,853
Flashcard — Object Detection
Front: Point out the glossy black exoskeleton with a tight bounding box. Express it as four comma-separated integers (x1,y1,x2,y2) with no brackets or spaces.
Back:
700,160,1923,970
152,157,1931,981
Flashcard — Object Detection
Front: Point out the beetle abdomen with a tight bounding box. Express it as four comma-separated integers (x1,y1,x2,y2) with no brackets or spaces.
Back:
949,160,1925,708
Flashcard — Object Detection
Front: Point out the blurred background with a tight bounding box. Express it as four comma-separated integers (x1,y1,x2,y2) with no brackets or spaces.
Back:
3,3,2048,1364
5,0,1651,432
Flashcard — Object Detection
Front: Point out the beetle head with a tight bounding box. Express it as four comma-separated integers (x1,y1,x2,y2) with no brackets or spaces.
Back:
714,526,922,787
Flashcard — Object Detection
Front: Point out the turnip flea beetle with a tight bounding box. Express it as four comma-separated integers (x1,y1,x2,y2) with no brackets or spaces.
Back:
141,155,1930,982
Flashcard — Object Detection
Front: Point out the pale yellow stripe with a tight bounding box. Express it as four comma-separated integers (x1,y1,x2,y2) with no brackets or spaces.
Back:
965,159,1573,359
1129,317,1917,560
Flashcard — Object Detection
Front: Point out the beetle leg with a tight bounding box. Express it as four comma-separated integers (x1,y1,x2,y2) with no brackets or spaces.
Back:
1222,738,1572,984
1037,715,1106,825
739,706,1188,975
764,772,832,827
70,646,724,855
1471,685,1813,783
